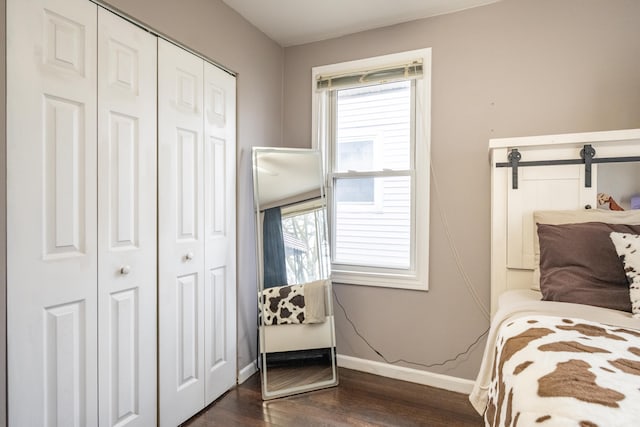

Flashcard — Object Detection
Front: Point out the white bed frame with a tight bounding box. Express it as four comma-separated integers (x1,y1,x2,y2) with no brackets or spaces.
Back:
490,128,640,315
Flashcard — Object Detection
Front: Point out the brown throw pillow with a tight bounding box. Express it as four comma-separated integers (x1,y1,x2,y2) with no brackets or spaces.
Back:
537,222,640,312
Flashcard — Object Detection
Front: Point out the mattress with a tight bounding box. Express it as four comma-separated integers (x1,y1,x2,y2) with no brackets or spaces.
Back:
470,290,640,426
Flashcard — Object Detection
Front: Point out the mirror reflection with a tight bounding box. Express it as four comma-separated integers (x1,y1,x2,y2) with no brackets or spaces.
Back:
252,147,338,400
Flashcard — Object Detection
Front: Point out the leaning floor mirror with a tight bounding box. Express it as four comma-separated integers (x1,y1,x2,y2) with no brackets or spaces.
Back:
252,147,338,400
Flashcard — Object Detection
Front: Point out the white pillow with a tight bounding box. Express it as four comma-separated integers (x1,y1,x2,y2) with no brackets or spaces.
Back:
532,210,640,290
609,232,640,318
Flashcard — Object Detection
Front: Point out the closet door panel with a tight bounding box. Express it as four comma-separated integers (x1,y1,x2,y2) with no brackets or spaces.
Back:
158,38,206,427
97,8,157,427
203,62,237,404
7,0,98,425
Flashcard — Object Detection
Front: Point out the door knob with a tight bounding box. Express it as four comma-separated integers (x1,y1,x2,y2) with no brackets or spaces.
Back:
120,265,131,275
185,252,194,261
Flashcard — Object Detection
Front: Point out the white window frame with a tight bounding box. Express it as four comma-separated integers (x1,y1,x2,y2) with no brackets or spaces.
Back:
311,48,431,291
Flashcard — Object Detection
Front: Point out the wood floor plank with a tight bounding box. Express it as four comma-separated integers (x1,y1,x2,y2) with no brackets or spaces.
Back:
183,368,483,426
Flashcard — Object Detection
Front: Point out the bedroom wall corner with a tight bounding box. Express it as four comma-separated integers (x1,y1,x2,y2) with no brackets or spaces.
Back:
0,0,7,423
238,360,258,385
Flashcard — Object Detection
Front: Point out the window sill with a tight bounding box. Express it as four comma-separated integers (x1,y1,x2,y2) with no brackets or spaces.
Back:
330,268,428,291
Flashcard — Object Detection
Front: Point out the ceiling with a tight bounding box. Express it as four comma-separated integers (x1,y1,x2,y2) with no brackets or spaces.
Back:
221,0,500,47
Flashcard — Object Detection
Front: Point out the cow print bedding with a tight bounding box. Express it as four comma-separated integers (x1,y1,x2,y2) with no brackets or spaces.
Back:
259,280,326,326
484,315,640,427
260,284,306,325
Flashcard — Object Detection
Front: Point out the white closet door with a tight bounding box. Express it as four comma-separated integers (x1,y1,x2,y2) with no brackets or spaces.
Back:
97,8,157,427
7,0,98,425
203,62,237,404
158,39,206,427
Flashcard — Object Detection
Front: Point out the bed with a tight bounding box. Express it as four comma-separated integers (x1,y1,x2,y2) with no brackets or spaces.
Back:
470,129,640,426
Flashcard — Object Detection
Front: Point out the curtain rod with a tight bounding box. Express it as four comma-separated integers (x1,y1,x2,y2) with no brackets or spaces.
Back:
316,61,423,91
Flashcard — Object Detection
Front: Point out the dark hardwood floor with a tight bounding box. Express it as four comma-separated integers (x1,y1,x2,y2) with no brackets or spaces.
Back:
183,367,484,426
265,364,334,392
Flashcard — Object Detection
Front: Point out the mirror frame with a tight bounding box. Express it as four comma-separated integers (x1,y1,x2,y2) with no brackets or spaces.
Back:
252,147,339,400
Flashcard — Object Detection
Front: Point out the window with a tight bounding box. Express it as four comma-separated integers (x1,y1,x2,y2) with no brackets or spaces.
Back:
312,49,431,290
281,199,329,285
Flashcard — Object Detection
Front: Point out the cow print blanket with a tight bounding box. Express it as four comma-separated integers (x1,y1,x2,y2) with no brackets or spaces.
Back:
259,280,326,326
483,315,640,426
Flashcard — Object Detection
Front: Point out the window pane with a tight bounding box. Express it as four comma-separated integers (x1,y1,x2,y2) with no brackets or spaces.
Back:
336,140,373,171
335,81,411,172
335,177,374,203
333,176,411,269
282,208,327,284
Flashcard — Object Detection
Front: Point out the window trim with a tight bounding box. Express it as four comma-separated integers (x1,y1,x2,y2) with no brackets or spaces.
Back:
311,49,431,291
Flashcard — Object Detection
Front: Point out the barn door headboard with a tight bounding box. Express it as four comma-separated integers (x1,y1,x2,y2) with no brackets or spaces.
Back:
489,128,640,315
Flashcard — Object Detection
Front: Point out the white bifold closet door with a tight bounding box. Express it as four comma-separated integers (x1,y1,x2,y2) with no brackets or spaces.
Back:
7,0,157,425
97,8,158,427
7,0,98,424
158,38,237,427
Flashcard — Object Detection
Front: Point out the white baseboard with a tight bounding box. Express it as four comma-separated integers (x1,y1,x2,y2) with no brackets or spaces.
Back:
337,354,474,394
238,361,258,384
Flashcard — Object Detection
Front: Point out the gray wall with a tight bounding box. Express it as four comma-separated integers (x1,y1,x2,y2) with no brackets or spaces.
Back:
100,0,284,374
1,0,6,423
283,0,640,379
